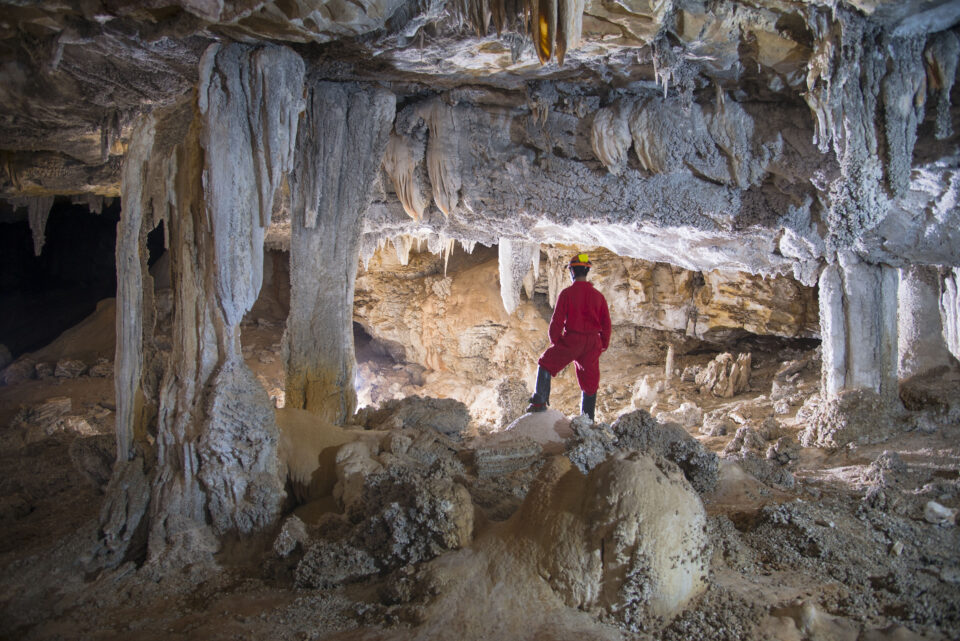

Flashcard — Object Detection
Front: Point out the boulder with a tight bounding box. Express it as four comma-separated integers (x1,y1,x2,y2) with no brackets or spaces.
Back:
349,465,473,570
1,358,35,385
55,358,88,378
511,453,709,632
355,396,471,441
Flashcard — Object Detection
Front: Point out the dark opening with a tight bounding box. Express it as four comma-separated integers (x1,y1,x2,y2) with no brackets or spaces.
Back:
0,198,121,358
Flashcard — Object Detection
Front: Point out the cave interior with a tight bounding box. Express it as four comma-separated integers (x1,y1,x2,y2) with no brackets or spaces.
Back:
1,1,960,639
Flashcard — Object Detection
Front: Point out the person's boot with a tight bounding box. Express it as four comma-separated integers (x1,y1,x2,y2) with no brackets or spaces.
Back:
526,366,552,412
581,393,597,421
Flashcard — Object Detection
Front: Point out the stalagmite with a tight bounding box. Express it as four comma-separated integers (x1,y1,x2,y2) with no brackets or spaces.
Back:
114,114,156,463
944,268,960,361
819,255,899,399
286,82,395,424
498,238,538,314
899,265,959,379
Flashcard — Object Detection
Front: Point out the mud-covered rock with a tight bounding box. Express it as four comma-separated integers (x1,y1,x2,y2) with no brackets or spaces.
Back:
612,410,719,493
34,362,54,379
68,434,115,491
54,359,88,378
1,358,35,385
349,465,473,570
699,410,735,436
766,437,799,465
565,415,619,473
87,358,114,378
729,451,795,489
294,539,378,588
274,515,310,558
800,389,904,448
355,396,470,440
655,402,703,429
473,436,542,478
723,426,766,455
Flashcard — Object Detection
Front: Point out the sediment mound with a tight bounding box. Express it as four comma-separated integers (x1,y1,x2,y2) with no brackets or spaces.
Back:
511,453,710,632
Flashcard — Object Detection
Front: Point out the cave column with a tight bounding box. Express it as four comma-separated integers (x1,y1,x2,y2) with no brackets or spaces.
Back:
818,252,899,399
942,268,960,361
99,43,305,568
898,264,960,379
285,83,395,424
146,43,305,561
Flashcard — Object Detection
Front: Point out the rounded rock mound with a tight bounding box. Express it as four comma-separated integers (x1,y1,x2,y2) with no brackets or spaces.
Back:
511,451,709,632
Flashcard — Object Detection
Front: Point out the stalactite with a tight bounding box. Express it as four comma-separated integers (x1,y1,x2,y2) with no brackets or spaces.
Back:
454,0,583,65
882,37,926,198
498,238,538,314
424,100,462,217
26,196,54,257
925,31,960,140
393,234,416,265
590,104,631,175
100,110,121,163
383,133,426,221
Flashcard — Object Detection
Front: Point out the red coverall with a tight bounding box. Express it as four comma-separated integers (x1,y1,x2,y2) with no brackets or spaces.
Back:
537,281,612,395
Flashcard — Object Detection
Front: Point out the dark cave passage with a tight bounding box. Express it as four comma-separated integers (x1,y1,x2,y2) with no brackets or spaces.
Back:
0,198,121,358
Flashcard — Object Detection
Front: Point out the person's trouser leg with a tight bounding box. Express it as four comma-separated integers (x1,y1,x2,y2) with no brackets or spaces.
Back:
528,366,552,409
581,392,597,421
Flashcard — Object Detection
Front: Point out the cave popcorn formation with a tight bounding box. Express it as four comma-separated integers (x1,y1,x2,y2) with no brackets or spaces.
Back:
0,1,959,640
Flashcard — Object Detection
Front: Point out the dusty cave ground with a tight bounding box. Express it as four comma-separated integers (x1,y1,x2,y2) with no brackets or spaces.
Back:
1,301,959,641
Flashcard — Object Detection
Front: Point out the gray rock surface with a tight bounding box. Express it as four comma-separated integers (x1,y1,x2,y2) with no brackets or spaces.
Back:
567,409,719,494
355,396,471,440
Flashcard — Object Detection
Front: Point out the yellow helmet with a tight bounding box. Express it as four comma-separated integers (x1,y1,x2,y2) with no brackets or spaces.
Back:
569,253,591,267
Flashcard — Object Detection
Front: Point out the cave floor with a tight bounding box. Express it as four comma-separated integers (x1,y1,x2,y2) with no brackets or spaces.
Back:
1,311,959,641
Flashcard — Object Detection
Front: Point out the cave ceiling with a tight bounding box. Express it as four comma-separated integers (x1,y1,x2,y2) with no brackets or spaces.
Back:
1,0,960,279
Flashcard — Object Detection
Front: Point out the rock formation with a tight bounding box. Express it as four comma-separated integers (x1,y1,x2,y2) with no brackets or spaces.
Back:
1,0,960,638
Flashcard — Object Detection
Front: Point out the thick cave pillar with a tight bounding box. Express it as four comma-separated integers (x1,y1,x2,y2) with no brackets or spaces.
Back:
819,254,899,399
99,43,305,568
804,253,900,448
942,268,960,361
898,265,960,412
898,265,959,378
285,83,395,424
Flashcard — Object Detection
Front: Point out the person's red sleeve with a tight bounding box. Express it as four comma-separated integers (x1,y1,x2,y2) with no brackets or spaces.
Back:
548,290,567,345
599,294,611,351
